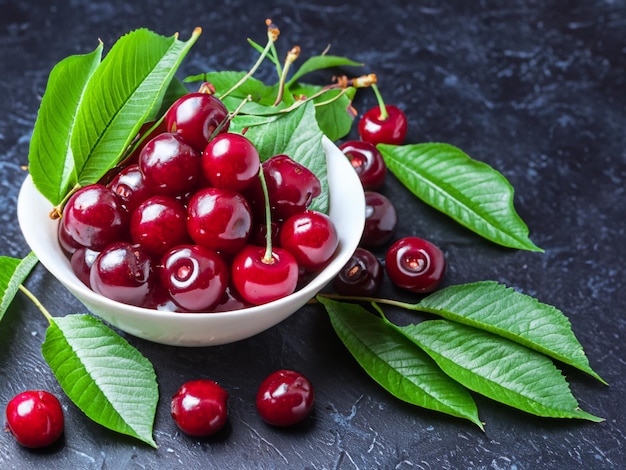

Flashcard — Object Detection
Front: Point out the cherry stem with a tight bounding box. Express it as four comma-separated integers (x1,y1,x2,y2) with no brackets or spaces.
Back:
18,284,54,324
219,19,279,101
208,94,252,142
257,165,274,263
49,182,82,220
371,83,389,121
273,46,300,106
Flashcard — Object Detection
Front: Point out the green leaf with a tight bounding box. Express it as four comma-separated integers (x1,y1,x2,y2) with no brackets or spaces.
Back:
415,282,605,384
28,44,103,205
235,101,329,213
287,55,363,86
318,296,483,429
378,143,542,252
42,314,158,447
401,320,602,421
0,253,39,323
74,28,201,188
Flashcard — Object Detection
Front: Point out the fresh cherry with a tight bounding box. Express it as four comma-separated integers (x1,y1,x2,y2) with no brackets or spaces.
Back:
61,184,128,251
5,390,64,448
90,241,154,306
159,245,229,312
107,163,152,214
139,132,201,197
231,245,299,305
339,140,387,190
202,132,260,192
256,370,314,427
279,210,338,272
130,195,189,257
333,247,383,296
360,191,397,247
385,236,446,293
165,88,230,152
186,187,253,255
70,247,99,287
171,379,228,437
358,104,408,146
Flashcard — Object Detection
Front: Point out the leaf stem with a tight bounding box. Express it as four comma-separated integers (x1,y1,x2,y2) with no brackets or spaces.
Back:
18,284,54,324
315,292,417,311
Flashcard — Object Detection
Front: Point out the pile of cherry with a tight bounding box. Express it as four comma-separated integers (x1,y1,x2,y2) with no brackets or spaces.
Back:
57,87,340,312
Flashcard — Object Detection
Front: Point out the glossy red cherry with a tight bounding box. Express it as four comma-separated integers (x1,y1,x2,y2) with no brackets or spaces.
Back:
171,379,228,437
256,370,314,427
333,247,383,296
139,132,201,197
358,104,408,146
165,89,230,152
90,242,154,306
5,390,64,448
231,245,299,305
385,236,446,294
107,163,152,214
130,195,189,257
279,210,338,272
339,140,387,190
186,187,253,254
70,247,99,287
202,132,260,192
159,245,229,312
361,191,397,247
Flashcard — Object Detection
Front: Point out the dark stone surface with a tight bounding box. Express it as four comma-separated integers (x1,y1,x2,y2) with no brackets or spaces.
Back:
0,0,624,468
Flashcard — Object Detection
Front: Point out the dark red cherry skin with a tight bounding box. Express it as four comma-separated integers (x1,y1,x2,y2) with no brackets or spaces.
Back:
130,196,190,258
61,184,128,251
256,370,314,427
247,155,322,222
202,133,260,192
58,220,81,256
90,242,154,306
385,236,446,294
358,104,408,146
159,245,229,312
5,390,64,448
333,247,383,296
211,285,252,313
171,379,228,437
279,210,338,272
70,247,100,287
139,133,201,197
107,163,152,214
339,140,387,190
187,187,253,255
165,91,230,152
231,245,299,305
360,191,397,247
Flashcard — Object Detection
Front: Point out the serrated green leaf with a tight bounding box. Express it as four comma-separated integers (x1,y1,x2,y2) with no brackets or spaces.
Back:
74,28,201,188
42,314,158,447
287,55,363,86
415,282,605,384
28,44,103,204
378,143,542,252
0,253,39,323
319,297,483,429
402,320,602,421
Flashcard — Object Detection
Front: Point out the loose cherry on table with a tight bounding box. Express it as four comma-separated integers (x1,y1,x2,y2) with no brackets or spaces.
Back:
357,85,407,146
333,247,383,296
385,236,446,294
339,140,387,190
256,370,314,427
5,390,64,448
360,191,397,247
171,379,229,437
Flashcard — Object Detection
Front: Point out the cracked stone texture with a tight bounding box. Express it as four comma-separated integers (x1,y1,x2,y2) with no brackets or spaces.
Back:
0,1,624,468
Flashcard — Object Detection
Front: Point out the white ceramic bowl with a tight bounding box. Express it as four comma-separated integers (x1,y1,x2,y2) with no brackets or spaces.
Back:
18,136,365,346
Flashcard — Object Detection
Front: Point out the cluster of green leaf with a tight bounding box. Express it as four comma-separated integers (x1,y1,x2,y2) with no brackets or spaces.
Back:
2,24,604,448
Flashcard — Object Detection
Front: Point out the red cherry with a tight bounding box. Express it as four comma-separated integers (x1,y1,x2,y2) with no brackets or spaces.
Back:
231,245,299,305
339,140,387,190
107,163,152,215
5,390,64,448
333,247,383,296
385,236,446,293
358,104,408,146
361,191,397,247
171,379,228,437
202,132,260,192
256,370,314,427
279,210,338,272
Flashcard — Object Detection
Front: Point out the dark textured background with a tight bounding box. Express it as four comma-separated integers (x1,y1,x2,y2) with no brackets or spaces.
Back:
1,1,624,468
